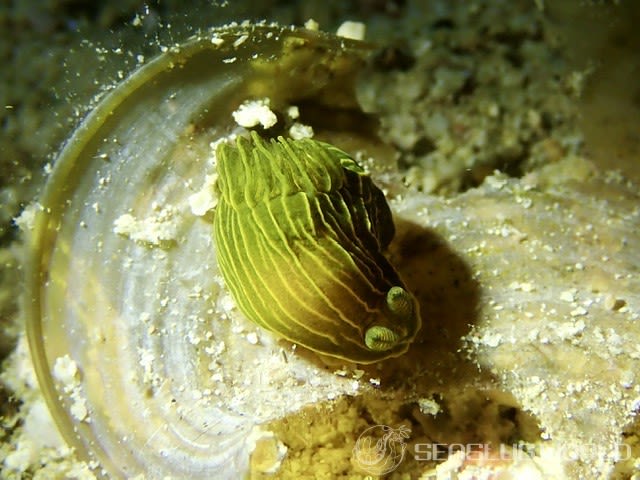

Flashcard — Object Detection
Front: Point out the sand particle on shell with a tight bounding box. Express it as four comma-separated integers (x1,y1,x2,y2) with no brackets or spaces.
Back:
232,98,277,129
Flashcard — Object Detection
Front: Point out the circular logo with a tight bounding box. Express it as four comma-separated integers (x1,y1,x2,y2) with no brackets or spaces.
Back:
352,424,410,475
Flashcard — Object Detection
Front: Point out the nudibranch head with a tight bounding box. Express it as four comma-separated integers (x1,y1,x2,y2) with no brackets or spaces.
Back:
214,132,421,363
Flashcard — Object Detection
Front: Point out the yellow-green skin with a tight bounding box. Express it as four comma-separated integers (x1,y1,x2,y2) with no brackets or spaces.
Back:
214,132,420,363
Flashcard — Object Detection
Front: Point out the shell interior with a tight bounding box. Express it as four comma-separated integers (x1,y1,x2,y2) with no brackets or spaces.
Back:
25,24,372,478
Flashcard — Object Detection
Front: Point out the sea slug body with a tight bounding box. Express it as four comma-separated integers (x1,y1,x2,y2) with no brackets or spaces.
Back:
214,132,421,363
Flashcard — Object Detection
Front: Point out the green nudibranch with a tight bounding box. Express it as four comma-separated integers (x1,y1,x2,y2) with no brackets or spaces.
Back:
214,132,420,363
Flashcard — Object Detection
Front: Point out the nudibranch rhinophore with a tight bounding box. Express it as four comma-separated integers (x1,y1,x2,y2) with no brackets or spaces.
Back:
214,132,421,363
